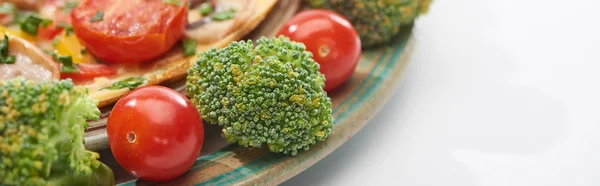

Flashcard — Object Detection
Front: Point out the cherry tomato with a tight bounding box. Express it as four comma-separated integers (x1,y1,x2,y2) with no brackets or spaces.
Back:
277,9,361,92
70,0,188,64
107,86,204,182
60,63,117,82
38,0,73,40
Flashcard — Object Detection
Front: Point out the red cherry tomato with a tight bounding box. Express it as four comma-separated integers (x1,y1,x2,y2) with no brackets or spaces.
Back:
107,86,204,182
60,63,117,82
71,0,188,64
277,9,361,92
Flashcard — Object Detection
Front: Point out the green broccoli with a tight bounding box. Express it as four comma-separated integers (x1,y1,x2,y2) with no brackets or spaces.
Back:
186,36,333,156
307,0,433,48
0,78,114,186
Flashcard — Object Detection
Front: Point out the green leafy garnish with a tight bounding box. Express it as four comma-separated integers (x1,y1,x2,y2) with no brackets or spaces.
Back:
90,10,103,22
199,2,212,16
80,49,87,55
0,34,15,64
212,8,236,21
50,51,79,73
182,39,196,57
0,2,15,14
12,11,26,25
104,77,147,90
58,22,74,36
52,36,61,46
61,1,79,13
163,0,182,6
20,15,53,35
43,50,55,56
42,19,52,27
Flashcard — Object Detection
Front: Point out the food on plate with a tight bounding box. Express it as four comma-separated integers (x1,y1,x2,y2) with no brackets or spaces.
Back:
107,86,204,182
306,0,433,48
2,0,38,10
59,63,118,83
186,36,333,156
185,0,257,44
0,78,114,186
0,0,279,108
0,33,59,81
102,77,146,90
277,9,361,92
70,0,188,64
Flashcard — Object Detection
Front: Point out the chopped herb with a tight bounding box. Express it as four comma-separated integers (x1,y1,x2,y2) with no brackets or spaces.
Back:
12,11,26,25
2,55,15,64
182,39,196,57
80,49,87,55
19,15,53,35
61,1,79,13
90,10,103,22
211,8,236,21
57,22,73,36
52,36,61,46
163,0,182,6
50,52,78,73
0,2,15,14
43,50,54,55
104,77,147,90
41,19,52,27
199,2,213,16
0,35,15,64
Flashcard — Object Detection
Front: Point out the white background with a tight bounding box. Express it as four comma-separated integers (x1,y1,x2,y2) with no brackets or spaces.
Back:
283,0,600,185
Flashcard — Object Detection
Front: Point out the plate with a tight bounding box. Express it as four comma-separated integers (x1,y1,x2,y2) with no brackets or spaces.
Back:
85,1,416,185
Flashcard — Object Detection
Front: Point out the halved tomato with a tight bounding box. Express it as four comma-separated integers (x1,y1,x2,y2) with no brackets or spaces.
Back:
70,0,188,64
60,63,117,82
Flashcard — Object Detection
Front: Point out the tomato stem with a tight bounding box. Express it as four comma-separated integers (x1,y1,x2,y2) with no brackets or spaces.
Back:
127,131,136,143
318,45,330,58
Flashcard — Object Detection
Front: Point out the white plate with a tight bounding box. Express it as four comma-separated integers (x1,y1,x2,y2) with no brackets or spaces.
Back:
285,0,600,185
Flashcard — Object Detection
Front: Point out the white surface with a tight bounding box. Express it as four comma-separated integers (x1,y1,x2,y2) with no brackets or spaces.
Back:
283,0,600,185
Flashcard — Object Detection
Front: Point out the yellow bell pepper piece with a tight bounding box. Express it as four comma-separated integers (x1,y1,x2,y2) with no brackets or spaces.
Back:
55,32,92,64
0,26,36,43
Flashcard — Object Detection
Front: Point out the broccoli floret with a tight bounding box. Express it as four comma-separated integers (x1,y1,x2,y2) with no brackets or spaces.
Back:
186,36,333,156
307,0,433,48
0,78,114,186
